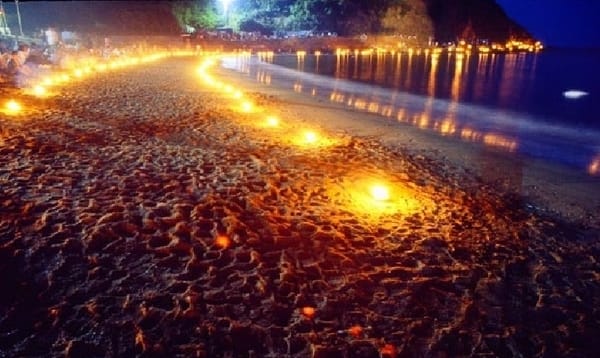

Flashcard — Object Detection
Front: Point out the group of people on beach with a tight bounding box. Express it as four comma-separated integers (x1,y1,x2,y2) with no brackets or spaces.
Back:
0,42,33,79
0,37,165,87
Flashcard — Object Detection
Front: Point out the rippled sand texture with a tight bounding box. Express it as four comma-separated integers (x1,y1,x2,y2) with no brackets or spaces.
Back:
1,57,599,357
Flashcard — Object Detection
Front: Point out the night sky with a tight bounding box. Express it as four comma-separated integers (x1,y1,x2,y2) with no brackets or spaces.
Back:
497,0,600,48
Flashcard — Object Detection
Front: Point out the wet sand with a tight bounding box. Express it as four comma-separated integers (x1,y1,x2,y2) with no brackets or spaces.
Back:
1,56,599,357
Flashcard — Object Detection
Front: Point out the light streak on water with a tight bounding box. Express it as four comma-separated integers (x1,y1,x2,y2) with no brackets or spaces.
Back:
221,55,600,175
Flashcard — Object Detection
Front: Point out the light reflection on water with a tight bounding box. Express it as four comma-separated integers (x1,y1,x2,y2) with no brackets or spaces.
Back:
224,52,600,175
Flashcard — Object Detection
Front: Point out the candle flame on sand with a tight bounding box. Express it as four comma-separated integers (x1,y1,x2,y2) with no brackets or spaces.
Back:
264,116,279,127
333,176,427,217
3,99,22,115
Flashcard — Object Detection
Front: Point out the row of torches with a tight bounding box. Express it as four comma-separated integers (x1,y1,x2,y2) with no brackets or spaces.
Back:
196,56,425,214
1,50,415,215
198,55,417,354
1,49,198,115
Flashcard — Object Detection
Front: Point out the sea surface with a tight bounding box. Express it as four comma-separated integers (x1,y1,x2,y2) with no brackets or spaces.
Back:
222,49,600,175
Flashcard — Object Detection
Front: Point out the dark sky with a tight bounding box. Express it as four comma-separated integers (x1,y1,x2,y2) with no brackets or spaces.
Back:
496,0,600,48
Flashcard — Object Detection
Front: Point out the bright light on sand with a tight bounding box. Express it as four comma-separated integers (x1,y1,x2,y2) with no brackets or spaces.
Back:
289,129,340,148
369,184,390,201
265,116,279,127
233,90,243,99
215,235,231,249
301,306,315,319
304,131,317,143
241,101,254,113
333,176,426,217
41,77,54,87
73,69,84,78
32,85,48,97
4,99,22,115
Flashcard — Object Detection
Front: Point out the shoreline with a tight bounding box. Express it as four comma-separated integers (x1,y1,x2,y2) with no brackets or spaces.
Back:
215,62,600,233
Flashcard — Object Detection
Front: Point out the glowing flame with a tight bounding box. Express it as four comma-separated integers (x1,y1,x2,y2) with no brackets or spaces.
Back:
370,184,390,201
240,101,254,113
41,77,54,87
337,176,425,217
32,85,48,97
265,116,279,127
215,235,230,249
348,325,363,338
4,99,22,115
304,131,317,143
301,306,315,319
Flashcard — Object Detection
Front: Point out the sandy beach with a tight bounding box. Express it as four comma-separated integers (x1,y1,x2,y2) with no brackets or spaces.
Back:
1,55,599,357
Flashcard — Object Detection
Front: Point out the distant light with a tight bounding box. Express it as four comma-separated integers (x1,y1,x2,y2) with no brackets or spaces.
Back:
220,0,232,13
215,235,230,249
32,85,47,97
301,306,315,319
241,101,254,112
304,131,317,143
265,116,279,127
340,176,424,217
41,77,54,86
369,184,390,201
4,99,22,115
589,156,600,175
563,90,588,99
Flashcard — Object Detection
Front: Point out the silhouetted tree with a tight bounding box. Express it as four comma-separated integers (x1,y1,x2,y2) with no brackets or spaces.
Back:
381,0,433,43
172,0,219,31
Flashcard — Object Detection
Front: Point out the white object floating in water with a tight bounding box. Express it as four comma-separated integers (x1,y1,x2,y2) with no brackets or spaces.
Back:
563,90,589,99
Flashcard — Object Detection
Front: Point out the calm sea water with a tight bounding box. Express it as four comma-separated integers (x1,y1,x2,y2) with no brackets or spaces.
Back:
274,49,600,128
223,49,600,174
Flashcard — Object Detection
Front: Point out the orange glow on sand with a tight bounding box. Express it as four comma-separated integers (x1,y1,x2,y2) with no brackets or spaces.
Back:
3,99,22,115
301,306,315,319
348,325,364,338
30,85,48,97
240,101,254,113
264,116,280,127
370,184,390,201
215,235,231,249
332,175,427,217
304,130,317,143
381,344,398,358
290,129,340,148
41,77,54,87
